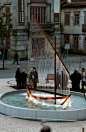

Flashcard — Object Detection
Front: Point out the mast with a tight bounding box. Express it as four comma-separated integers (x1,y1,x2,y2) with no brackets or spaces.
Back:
54,36,56,104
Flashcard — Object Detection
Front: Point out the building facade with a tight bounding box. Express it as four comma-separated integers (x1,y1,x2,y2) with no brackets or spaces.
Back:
0,0,61,59
61,0,86,54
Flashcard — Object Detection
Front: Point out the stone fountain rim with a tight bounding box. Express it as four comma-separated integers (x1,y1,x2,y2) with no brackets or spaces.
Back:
0,90,86,121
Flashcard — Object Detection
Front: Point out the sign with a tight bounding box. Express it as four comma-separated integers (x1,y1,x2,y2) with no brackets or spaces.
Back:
18,0,25,25
54,31,60,34
65,44,70,49
17,32,27,35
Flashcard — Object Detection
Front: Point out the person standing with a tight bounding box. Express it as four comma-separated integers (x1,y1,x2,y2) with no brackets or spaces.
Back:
0,48,2,59
56,69,60,89
63,46,67,59
13,51,19,65
28,69,33,86
70,70,79,92
59,69,68,90
77,69,81,92
15,66,21,90
81,68,86,92
32,67,38,89
21,69,27,89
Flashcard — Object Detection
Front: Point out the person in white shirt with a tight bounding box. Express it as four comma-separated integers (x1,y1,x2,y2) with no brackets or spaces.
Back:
81,68,86,92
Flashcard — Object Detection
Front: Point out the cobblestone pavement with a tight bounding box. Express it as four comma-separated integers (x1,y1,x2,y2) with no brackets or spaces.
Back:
0,55,86,132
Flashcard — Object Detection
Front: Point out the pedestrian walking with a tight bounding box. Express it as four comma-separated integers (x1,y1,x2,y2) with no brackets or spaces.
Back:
15,66,21,90
56,69,60,89
81,68,86,92
59,69,68,90
13,51,19,65
21,69,27,89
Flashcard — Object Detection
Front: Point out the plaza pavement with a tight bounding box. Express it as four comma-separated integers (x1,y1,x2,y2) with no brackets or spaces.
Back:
0,54,86,132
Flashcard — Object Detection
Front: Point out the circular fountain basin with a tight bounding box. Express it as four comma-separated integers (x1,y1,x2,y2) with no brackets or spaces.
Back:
0,90,86,121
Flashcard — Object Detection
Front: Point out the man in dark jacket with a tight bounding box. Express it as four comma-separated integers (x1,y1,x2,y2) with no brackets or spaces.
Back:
21,69,27,89
77,69,81,92
70,70,81,92
15,66,21,90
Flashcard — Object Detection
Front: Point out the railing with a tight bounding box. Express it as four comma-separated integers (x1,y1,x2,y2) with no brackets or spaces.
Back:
82,24,86,32
30,0,46,3
28,22,55,30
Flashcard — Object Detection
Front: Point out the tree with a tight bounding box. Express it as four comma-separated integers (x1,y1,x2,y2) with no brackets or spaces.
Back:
0,5,13,69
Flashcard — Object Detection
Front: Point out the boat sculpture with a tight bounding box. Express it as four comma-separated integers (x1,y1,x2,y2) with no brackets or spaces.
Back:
26,13,71,106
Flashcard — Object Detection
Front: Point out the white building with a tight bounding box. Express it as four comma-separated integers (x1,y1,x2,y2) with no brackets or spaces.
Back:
61,0,86,54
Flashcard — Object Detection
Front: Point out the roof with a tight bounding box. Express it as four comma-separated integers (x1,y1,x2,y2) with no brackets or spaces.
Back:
61,1,86,8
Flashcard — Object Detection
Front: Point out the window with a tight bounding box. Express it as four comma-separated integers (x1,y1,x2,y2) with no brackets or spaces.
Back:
6,6,10,21
31,7,46,23
74,14,79,25
64,35,70,45
73,36,79,50
84,37,86,49
65,13,70,25
84,12,86,24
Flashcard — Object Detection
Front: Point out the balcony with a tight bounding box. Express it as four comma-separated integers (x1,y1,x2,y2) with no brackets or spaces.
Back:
82,24,86,32
28,22,55,32
30,0,46,3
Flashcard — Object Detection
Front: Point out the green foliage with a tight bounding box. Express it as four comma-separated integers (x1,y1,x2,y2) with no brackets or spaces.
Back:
12,29,17,36
0,5,13,40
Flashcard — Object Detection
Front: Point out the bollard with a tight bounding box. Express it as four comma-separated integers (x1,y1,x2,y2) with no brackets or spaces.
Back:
82,127,85,132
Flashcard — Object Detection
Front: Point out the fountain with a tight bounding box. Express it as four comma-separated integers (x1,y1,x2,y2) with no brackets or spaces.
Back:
0,89,86,121
0,14,86,121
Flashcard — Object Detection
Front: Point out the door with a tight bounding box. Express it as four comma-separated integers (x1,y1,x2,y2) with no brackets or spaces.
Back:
32,38,45,57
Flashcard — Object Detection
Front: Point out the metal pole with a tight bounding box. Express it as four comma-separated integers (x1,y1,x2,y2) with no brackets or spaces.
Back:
82,128,85,132
67,48,68,67
54,36,56,104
